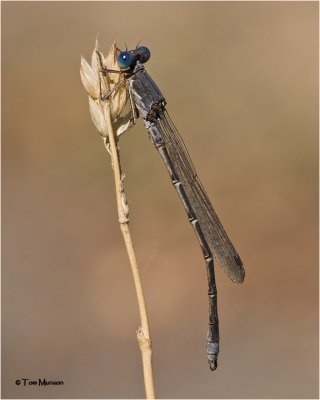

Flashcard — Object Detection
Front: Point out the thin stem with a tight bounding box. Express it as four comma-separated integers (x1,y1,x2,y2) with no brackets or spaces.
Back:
102,83,155,399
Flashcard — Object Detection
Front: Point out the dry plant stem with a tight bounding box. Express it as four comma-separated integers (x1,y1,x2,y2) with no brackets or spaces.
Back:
81,42,155,398
103,102,155,399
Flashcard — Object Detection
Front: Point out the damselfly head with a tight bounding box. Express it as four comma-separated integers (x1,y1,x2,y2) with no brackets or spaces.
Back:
117,46,151,70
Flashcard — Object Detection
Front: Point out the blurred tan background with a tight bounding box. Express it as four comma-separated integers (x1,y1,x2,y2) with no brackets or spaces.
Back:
1,2,318,398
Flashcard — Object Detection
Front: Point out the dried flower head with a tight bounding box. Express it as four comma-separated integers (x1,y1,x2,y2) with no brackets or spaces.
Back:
80,40,132,139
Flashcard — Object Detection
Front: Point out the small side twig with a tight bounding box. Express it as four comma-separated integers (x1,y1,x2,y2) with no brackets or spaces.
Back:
80,40,155,399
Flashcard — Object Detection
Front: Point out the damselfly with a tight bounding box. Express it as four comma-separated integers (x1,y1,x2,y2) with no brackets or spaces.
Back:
101,45,245,371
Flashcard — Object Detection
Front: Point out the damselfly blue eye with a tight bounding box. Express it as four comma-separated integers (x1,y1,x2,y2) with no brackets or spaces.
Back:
118,51,133,69
136,46,151,64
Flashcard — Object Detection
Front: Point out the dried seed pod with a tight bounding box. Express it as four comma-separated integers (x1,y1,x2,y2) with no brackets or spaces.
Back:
80,40,132,139
80,55,99,100
89,97,108,136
